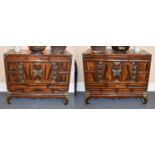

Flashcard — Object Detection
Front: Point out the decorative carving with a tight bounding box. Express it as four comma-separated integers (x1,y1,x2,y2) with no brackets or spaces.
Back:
112,62,122,81
33,63,42,82
51,62,58,82
132,62,137,81
112,68,122,77
97,61,103,82
18,63,24,82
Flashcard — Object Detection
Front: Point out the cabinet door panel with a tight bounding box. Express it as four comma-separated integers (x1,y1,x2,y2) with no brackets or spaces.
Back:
97,61,137,82
41,63,52,81
22,62,50,82
7,72,18,82
138,62,150,71
59,62,70,72
121,62,133,81
58,73,70,82
84,61,97,71
111,62,137,82
22,63,35,82
7,62,18,71
85,72,97,82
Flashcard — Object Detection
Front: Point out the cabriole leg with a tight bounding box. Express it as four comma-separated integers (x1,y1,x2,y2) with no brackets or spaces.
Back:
63,96,69,105
141,97,148,104
7,95,12,104
85,96,91,105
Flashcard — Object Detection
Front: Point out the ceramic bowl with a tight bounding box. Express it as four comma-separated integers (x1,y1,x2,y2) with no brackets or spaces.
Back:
91,46,106,51
112,46,130,52
50,46,67,53
28,46,46,54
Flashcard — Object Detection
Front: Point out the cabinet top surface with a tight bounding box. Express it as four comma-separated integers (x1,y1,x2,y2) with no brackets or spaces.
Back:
4,49,72,56
83,49,151,56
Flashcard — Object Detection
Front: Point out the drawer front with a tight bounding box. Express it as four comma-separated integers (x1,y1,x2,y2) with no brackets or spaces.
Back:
86,88,146,94
86,82,147,89
86,83,146,94
83,55,151,61
86,88,116,94
8,84,68,94
5,55,71,62
127,83,147,88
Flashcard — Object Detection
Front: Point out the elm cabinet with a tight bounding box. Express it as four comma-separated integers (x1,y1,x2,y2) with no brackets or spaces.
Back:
83,49,152,104
4,49,72,105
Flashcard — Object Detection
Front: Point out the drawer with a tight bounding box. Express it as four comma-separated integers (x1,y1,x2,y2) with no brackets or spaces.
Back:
105,83,126,88
86,83,126,88
26,56,71,62
5,55,26,61
86,87,116,94
102,89,117,94
86,83,127,92
117,88,145,94
5,55,71,62
132,88,146,94
118,89,131,94
86,85,146,94
8,84,68,93
127,83,147,88
86,84,105,92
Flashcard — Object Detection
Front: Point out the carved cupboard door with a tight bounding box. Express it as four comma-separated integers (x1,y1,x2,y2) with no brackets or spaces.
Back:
84,60,150,84
18,62,43,83
84,61,97,83
136,62,150,82
57,62,71,83
17,61,71,83
110,61,135,83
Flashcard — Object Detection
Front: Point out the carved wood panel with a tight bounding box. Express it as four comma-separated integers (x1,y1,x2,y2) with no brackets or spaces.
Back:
6,62,71,84
84,60,149,83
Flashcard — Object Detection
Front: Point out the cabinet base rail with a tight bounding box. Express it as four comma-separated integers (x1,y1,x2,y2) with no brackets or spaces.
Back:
7,93,69,105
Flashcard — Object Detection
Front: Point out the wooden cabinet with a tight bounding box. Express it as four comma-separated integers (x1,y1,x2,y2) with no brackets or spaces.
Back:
83,49,152,104
4,49,72,105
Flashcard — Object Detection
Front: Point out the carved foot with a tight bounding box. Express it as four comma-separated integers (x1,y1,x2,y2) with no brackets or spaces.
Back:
85,97,91,105
141,97,148,104
63,97,69,105
7,96,12,104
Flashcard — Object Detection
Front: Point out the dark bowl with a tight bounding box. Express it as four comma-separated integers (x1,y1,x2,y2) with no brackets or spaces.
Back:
112,46,130,52
28,46,46,54
91,46,106,51
50,46,67,53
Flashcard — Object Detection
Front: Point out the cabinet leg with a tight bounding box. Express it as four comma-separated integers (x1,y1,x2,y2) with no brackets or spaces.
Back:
85,96,91,105
141,97,148,104
140,92,148,104
7,95,12,104
63,96,69,105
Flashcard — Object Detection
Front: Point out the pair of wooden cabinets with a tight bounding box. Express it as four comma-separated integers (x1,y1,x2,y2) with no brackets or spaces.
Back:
4,48,152,104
